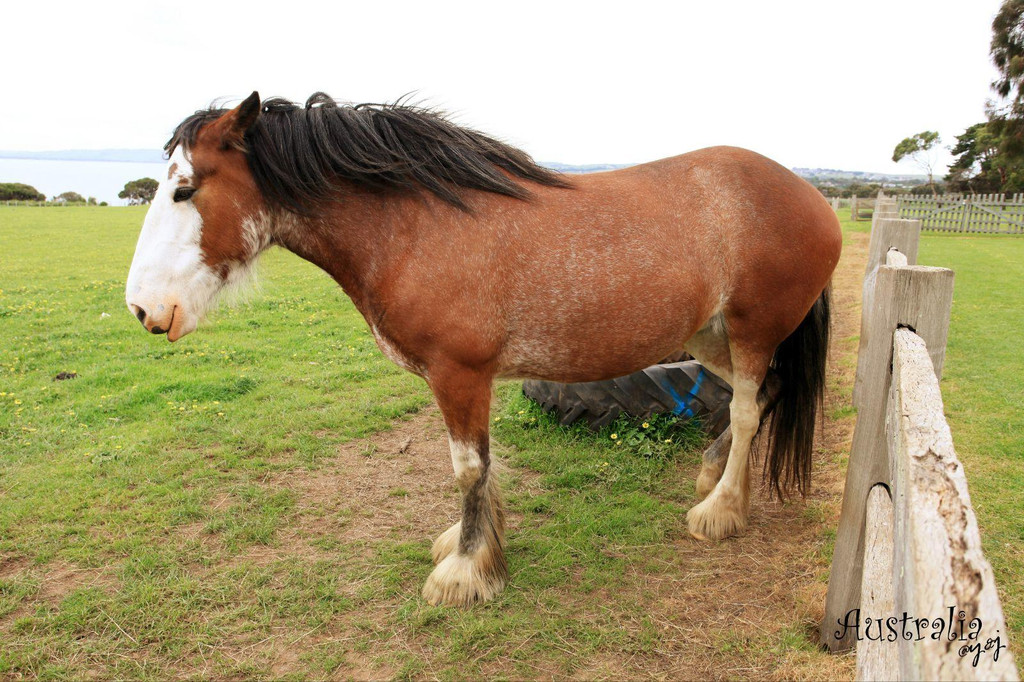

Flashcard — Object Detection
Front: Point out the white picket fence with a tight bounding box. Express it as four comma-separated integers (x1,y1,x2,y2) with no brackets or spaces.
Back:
897,195,1024,234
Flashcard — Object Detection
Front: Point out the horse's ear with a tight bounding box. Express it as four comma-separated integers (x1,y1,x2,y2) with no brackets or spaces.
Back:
221,91,261,150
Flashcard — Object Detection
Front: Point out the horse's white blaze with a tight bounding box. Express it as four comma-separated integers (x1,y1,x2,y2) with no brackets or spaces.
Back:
125,148,221,341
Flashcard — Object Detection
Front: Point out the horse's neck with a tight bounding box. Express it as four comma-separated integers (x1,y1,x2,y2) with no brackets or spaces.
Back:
269,195,421,320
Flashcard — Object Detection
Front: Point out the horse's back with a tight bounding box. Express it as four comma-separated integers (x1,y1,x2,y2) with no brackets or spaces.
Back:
573,145,841,307
492,146,840,380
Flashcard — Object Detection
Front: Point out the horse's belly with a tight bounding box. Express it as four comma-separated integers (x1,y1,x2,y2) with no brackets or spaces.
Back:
497,311,701,382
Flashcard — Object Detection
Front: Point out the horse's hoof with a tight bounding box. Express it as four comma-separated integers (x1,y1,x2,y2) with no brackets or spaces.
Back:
422,552,506,607
431,521,461,564
686,488,748,540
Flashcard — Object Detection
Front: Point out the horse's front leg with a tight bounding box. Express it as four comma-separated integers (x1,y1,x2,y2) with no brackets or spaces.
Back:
422,365,507,607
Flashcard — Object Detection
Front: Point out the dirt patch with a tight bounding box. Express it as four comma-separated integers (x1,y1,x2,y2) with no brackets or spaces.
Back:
37,561,114,602
0,555,32,581
0,559,118,629
271,406,460,550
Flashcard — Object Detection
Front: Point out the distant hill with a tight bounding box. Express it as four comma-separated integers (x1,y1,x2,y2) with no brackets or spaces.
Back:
0,149,165,163
0,150,930,186
541,161,634,174
791,167,929,184
545,163,929,184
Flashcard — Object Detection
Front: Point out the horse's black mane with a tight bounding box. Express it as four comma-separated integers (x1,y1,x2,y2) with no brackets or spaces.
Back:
166,92,571,214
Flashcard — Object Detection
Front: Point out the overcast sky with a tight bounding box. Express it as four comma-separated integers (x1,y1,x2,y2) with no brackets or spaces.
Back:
0,0,1006,174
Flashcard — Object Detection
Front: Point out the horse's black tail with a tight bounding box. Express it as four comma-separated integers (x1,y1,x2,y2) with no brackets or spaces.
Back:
764,286,831,498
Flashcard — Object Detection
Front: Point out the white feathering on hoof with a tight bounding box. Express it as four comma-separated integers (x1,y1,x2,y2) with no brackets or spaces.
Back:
422,549,507,607
686,486,749,540
431,521,461,564
695,461,726,499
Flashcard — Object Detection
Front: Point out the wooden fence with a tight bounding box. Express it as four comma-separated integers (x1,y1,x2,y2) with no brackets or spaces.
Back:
897,195,1024,234
822,196,893,223
821,217,1018,680
851,196,876,222
824,193,1024,233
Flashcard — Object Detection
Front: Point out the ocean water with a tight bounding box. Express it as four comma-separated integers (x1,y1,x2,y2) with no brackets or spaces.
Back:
0,158,168,205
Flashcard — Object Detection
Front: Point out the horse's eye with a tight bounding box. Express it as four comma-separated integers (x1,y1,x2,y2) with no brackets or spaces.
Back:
173,187,196,203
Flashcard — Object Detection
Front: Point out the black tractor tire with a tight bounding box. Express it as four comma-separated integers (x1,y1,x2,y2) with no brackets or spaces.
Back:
522,360,733,436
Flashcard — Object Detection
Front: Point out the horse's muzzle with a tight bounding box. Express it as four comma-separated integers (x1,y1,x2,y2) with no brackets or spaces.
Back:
127,302,172,336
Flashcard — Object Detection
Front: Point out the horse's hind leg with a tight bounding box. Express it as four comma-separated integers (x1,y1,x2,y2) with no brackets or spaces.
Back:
422,366,507,607
697,429,732,498
695,371,782,498
685,317,735,498
686,318,782,500
686,342,773,540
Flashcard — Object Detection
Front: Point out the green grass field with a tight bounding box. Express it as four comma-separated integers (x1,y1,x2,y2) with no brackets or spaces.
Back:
919,231,1024,637
1,205,1019,678
0,206,789,679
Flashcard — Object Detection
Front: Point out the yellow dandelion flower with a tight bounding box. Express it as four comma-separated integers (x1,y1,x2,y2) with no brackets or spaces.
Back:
642,422,649,428
610,433,618,440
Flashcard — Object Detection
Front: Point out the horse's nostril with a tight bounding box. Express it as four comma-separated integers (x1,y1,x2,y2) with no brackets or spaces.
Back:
151,326,166,335
133,305,147,324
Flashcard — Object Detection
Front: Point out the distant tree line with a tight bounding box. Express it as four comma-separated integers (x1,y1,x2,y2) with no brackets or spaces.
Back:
0,177,160,205
814,183,937,199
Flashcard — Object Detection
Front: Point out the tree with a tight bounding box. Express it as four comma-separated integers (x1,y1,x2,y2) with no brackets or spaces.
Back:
0,182,45,201
991,0,1024,105
946,123,1003,192
987,0,1024,176
892,131,941,194
55,191,85,203
118,178,159,205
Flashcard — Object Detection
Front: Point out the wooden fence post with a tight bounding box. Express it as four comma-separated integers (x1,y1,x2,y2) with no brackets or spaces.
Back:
959,196,972,233
851,195,859,221
821,263,954,652
857,484,898,681
871,204,899,230
852,219,922,407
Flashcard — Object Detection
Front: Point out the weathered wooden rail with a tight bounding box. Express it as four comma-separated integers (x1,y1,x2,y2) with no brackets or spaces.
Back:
820,217,1019,680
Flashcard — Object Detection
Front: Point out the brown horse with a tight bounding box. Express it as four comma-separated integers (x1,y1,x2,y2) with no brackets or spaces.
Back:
126,92,841,607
